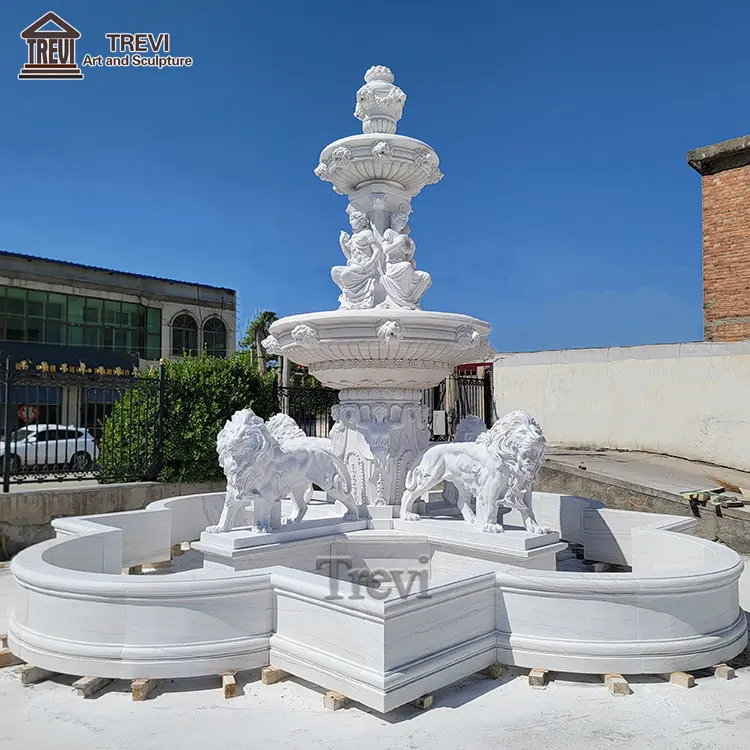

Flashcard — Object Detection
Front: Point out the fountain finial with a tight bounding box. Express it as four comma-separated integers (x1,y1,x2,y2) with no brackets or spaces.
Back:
364,65,395,84
355,65,406,134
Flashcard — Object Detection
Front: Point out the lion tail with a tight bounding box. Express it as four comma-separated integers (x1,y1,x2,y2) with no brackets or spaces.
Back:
404,455,428,492
329,452,352,496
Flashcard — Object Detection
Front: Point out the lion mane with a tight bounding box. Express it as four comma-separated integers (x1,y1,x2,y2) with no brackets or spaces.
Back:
454,414,488,443
217,409,277,495
267,413,307,443
477,410,546,506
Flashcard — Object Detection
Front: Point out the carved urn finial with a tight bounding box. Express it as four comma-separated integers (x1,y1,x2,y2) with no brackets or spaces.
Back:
364,65,395,84
355,66,406,135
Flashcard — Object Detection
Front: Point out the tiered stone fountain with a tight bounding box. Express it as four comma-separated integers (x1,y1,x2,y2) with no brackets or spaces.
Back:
6,65,746,715
264,65,493,508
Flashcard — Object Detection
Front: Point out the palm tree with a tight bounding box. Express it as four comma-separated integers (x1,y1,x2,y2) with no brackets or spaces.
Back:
241,310,278,373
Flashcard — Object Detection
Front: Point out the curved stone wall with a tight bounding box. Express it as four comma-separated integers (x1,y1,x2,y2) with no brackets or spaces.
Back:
7,492,747,708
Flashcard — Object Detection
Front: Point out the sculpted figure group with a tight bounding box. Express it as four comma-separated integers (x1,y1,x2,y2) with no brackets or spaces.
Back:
207,407,549,538
332,209,432,310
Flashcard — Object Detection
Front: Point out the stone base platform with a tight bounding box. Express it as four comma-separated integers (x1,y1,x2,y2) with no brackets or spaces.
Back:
194,517,369,572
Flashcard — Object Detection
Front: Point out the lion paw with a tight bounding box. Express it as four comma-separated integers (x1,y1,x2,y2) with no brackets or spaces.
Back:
401,512,420,522
525,521,551,535
342,511,359,522
482,523,504,533
282,516,299,525
205,524,223,534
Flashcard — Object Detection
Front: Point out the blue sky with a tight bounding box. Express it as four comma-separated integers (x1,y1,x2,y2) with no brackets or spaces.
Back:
1,1,748,352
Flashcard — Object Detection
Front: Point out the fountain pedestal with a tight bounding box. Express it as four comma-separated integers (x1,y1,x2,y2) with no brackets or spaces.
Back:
332,388,429,506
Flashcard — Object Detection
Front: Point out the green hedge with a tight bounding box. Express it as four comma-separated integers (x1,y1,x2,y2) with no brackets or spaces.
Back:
100,352,276,484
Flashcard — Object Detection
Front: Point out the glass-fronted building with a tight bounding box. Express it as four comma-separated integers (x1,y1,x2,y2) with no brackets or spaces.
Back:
0,251,237,437
0,286,163,360
0,251,236,366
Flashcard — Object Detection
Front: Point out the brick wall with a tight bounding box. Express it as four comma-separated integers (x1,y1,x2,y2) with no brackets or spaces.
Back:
688,136,750,342
702,166,750,340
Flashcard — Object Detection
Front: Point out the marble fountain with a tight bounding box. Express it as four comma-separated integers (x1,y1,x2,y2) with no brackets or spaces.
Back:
6,67,747,713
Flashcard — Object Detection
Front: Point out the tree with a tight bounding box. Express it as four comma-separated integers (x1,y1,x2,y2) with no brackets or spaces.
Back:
240,310,278,373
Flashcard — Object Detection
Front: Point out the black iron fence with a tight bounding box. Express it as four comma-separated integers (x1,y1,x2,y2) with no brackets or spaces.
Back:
1,359,494,489
455,371,494,427
1,358,164,490
422,370,494,440
276,383,339,438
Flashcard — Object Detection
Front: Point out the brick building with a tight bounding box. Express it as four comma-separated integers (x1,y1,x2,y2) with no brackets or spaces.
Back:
688,136,750,341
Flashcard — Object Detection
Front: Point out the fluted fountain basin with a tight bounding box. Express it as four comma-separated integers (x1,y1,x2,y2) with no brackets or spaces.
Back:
269,309,492,389
317,133,441,197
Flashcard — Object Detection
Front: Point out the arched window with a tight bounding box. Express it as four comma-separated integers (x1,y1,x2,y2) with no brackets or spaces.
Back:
203,317,227,357
171,313,198,356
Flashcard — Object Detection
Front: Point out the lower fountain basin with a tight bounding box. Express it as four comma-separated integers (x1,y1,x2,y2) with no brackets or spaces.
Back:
7,491,746,713
267,309,492,389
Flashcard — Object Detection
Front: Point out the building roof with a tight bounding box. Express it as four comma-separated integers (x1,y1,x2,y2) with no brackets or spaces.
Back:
0,250,235,295
686,134,750,175
21,11,80,40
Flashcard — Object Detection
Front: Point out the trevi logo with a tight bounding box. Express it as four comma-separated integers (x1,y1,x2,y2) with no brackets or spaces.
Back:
18,12,194,80
18,11,84,80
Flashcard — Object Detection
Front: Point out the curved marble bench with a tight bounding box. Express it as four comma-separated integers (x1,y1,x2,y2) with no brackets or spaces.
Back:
497,495,747,672
7,491,747,704
9,493,275,678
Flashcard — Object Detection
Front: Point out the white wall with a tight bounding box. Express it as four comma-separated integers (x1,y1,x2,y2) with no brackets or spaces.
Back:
493,341,750,472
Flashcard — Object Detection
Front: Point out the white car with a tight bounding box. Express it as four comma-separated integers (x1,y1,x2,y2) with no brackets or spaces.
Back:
1,424,99,472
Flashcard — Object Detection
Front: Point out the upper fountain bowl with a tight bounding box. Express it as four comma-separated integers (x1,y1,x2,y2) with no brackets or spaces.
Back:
314,134,442,198
265,309,493,390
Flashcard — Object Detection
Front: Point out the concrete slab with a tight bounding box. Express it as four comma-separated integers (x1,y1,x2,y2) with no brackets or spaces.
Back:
0,657,747,748
546,448,750,498
540,449,750,553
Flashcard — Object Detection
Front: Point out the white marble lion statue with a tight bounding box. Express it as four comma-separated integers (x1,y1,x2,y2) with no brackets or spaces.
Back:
266,413,334,523
206,408,358,534
400,410,550,534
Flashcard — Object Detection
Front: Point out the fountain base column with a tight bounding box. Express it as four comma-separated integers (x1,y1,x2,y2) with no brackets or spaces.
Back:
330,388,430,507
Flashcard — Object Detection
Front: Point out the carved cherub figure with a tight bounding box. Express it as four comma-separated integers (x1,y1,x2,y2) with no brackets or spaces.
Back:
378,228,431,309
331,210,385,309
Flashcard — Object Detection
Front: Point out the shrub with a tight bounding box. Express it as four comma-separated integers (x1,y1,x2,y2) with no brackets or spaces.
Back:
100,352,276,484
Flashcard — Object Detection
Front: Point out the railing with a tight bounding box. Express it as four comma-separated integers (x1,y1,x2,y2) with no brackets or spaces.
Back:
0,360,494,490
276,383,339,438
1,359,164,490
455,371,494,428
422,370,494,440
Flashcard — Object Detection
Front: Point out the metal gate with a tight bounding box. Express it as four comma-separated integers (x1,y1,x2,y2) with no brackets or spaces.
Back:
275,370,493,443
276,383,339,438
422,368,494,440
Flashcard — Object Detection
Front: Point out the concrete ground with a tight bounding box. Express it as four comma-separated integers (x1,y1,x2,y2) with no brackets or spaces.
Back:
539,448,750,554
1,558,749,750
547,448,750,499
